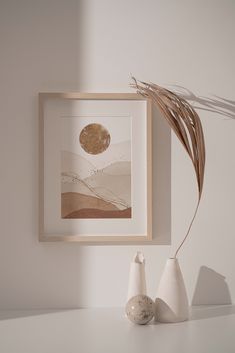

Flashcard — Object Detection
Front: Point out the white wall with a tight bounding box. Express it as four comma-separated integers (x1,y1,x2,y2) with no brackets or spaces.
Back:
0,0,235,309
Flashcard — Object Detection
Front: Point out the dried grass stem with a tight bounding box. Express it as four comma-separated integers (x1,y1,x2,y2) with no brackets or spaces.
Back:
131,78,206,257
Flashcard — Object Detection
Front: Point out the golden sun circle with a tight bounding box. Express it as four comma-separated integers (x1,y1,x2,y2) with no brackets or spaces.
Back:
79,123,111,155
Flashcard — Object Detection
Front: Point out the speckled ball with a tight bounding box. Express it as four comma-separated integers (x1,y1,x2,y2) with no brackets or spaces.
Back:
125,295,155,325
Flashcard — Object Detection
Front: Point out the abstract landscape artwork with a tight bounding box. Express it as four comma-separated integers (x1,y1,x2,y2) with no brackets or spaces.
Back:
60,116,132,219
39,92,152,242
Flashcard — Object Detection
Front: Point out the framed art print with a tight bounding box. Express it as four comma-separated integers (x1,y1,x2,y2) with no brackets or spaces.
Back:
39,93,152,243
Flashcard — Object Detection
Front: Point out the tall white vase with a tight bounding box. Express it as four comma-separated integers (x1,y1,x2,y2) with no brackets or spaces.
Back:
155,258,189,323
127,252,146,301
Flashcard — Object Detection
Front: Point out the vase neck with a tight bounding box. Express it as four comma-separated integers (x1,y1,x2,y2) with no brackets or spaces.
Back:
166,258,180,267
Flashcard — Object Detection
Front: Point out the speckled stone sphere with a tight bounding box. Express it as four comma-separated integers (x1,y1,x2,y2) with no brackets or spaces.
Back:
125,295,155,325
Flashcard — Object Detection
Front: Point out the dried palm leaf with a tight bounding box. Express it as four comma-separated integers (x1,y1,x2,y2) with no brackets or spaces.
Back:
131,78,205,258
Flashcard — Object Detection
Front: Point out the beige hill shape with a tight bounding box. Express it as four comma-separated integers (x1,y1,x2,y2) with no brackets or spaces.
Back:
102,161,131,176
84,165,131,207
61,141,131,179
61,161,131,210
61,150,96,180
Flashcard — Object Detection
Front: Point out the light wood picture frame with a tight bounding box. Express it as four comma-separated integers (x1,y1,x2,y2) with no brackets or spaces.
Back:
39,93,152,243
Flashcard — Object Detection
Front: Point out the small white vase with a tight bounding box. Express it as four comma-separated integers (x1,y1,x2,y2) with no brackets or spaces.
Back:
127,252,146,301
155,258,189,323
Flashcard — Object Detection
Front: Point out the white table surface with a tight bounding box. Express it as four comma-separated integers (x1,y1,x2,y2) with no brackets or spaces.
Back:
0,306,235,353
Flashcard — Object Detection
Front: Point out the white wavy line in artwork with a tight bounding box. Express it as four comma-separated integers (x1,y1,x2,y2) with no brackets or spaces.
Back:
61,172,130,210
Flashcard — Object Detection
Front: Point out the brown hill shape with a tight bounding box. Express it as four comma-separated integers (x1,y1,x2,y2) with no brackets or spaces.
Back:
61,192,119,218
64,207,132,219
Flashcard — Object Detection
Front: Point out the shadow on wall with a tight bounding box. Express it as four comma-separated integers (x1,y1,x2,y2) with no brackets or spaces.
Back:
192,266,232,305
0,0,89,310
171,85,235,120
152,106,171,245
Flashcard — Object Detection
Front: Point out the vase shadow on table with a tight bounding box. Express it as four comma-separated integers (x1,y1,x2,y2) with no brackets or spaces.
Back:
190,305,235,321
190,266,234,321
